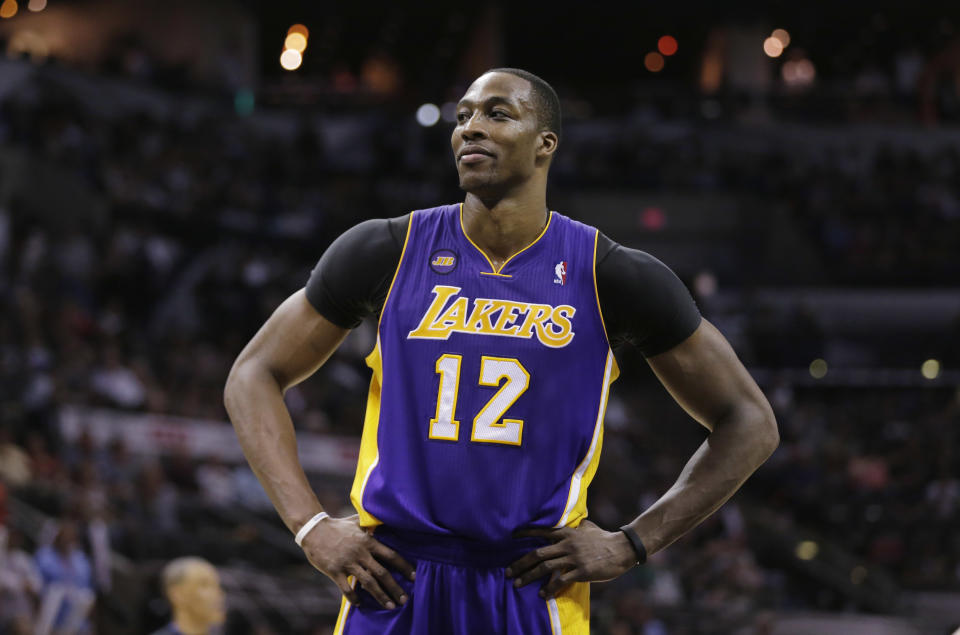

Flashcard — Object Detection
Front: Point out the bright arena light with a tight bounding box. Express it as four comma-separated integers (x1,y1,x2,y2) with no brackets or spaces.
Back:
922,359,941,380
416,103,440,127
809,359,828,379
795,541,819,560
280,48,302,71
644,51,665,72
0,0,18,19
783,58,816,86
771,28,791,48
658,35,678,56
284,32,308,53
27,0,44,11
763,36,784,58
288,24,309,38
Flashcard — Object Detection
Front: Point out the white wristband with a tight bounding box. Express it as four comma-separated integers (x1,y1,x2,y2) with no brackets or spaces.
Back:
295,512,330,547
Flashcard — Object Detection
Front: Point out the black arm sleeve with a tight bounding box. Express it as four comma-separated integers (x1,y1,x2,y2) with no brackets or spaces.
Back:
596,232,702,357
304,214,410,328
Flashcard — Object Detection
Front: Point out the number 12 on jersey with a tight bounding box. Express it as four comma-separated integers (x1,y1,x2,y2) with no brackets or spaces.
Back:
429,355,529,446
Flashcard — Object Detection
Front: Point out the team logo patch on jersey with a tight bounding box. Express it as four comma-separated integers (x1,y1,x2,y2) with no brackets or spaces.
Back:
554,261,568,285
429,249,458,274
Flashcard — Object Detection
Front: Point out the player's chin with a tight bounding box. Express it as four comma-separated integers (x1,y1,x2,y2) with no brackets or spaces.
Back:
458,170,498,193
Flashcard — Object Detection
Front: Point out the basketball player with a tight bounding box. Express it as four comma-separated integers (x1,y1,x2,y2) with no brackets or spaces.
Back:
224,68,779,634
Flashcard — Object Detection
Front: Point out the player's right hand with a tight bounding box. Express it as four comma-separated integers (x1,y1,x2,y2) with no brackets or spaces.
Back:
299,513,416,610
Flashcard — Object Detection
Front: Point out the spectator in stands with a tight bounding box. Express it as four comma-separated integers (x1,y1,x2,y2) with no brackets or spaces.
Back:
33,519,96,635
195,455,236,508
24,432,62,485
150,556,226,635
0,424,31,487
0,525,42,635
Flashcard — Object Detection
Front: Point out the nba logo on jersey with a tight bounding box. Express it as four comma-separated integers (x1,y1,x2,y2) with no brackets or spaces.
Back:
554,261,568,285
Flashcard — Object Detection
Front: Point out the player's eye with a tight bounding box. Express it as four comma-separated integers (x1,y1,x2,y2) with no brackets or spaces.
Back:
491,110,509,119
456,112,470,123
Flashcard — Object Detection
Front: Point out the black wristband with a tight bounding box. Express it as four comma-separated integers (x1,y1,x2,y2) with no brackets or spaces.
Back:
619,525,647,564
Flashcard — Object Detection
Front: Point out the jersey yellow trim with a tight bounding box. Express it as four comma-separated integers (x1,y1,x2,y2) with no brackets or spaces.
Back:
593,230,620,381
554,350,615,528
479,271,513,278
378,212,415,329
351,213,415,528
352,339,385,528
459,201,553,275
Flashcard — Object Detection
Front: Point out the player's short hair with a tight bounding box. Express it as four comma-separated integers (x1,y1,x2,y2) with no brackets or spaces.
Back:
161,556,209,595
486,67,562,142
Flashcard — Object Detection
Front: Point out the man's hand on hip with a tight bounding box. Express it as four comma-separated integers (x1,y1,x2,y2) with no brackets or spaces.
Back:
300,514,416,610
506,520,638,598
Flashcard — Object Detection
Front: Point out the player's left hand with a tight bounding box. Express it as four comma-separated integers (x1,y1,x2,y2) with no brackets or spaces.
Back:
506,520,638,598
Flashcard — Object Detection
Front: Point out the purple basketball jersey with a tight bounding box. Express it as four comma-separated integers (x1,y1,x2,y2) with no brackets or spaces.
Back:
350,203,618,541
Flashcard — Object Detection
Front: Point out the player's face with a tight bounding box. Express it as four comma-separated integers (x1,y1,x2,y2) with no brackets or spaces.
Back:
172,562,227,627
452,72,546,195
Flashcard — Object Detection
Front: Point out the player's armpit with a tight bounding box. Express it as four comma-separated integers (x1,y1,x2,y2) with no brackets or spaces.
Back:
645,318,777,440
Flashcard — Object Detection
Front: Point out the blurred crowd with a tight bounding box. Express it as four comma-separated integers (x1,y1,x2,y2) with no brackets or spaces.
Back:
3,376,957,633
0,419,344,634
0,63,958,633
583,379,960,633
0,70,957,431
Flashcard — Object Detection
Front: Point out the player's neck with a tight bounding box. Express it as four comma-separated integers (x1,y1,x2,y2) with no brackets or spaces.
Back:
461,190,549,268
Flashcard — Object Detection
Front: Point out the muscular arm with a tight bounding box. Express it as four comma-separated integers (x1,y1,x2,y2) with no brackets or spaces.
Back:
597,235,777,555
627,319,779,555
510,239,777,595
224,289,349,533
224,217,414,609
226,215,405,530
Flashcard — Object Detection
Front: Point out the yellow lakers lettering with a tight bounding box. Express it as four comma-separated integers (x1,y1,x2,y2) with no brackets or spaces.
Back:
431,255,455,267
408,285,575,348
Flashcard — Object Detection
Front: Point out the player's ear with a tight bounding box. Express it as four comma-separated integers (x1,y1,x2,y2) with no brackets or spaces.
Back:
536,131,559,162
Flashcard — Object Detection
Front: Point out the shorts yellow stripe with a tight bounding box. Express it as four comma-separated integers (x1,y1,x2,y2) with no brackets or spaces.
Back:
555,582,590,634
332,575,357,635
547,596,560,634
332,595,351,635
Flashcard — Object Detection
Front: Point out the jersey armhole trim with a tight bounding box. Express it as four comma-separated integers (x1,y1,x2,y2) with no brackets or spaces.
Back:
593,230,620,380
592,230,611,347
377,212,415,330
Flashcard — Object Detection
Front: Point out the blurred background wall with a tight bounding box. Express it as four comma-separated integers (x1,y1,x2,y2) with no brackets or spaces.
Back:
0,1,959,634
